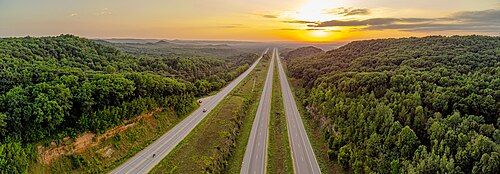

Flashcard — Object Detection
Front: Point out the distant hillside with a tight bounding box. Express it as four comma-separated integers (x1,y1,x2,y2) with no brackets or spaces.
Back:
100,38,160,44
283,46,324,60
155,40,172,44
288,36,500,87
286,35,500,173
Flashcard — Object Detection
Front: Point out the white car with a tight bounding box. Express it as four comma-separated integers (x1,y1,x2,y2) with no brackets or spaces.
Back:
202,108,207,112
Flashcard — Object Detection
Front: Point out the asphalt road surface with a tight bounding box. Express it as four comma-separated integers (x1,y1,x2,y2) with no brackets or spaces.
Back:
240,48,276,174
276,49,321,174
110,48,268,174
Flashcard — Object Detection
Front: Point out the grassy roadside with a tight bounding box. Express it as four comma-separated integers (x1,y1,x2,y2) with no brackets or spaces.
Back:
268,58,293,174
281,61,344,174
150,57,269,173
225,53,271,173
29,106,195,173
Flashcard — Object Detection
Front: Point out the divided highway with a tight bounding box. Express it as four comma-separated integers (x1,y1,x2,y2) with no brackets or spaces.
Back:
110,48,268,174
241,48,276,174
277,49,321,174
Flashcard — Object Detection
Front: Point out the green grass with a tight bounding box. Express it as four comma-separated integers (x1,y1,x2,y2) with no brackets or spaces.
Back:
224,72,265,172
151,96,245,173
150,57,269,173
282,62,344,174
225,57,270,173
29,107,194,173
268,58,293,174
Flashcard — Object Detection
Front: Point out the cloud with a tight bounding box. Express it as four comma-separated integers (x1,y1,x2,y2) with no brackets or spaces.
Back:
310,18,435,27
252,13,279,19
95,8,112,16
379,24,500,32
451,9,500,23
69,13,78,17
346,8,370,16
261,14,278,18
325,7,370,16
278,28,323,31
282,20,317,24
308,9,500,32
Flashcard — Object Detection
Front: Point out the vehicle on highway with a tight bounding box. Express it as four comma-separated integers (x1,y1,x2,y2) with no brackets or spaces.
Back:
110,49,265,174
198,100,202,103
203,108,207,112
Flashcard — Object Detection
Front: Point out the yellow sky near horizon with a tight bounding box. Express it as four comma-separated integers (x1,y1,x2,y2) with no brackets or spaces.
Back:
0,0,499,43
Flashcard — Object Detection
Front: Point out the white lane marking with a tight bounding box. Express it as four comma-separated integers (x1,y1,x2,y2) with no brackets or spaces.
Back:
114,50,266,174
276,48,321,174
241,49,274,174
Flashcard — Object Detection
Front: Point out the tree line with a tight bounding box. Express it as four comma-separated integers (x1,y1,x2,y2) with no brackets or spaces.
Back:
285,36,499,173
0,35,257,172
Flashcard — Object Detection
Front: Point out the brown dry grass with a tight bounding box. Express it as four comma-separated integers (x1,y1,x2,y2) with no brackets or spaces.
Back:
37,108,162,165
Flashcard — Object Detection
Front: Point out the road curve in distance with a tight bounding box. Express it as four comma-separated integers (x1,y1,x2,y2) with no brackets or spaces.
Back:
110,48,269,174
240,48,276,174
276,48,321,174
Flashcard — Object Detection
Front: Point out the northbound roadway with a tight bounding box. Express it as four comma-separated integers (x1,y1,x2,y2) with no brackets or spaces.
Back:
240,48,276,174
277,49,321,174
110,48,268,174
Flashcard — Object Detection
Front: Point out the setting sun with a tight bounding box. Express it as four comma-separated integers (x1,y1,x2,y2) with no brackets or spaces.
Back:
310,30,328,37
278,0,355,42
1,0,497,43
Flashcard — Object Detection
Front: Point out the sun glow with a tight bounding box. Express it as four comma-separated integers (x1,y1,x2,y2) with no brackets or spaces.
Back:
310,30,328,37
294,0,341,21
281,0,346,42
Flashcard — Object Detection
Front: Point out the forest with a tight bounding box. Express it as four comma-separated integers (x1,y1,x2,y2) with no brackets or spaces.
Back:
285,36,499,173
0,35,257,172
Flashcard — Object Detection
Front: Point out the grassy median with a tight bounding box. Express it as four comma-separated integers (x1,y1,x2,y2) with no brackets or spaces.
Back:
267,58,294,174
150,57,269,173
225,53,271,173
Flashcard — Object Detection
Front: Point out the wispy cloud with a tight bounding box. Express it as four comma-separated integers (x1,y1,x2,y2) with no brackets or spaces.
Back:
325,7,370,16
278,28,324,31
306,9,500,32
95,8,112,16
261,14,278,18
309,18,434,27
69,13,78,17
249,12,280,19
282,20,317,24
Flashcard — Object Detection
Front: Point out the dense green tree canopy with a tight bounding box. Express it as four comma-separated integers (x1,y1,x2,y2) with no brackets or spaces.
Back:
285,36,499,173
0,35,258,173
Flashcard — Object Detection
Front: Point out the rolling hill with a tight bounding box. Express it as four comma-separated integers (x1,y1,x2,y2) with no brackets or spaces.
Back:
285,35,500,173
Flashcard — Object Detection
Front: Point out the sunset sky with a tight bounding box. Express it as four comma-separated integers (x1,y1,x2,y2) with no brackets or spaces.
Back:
1,0,499,42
